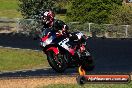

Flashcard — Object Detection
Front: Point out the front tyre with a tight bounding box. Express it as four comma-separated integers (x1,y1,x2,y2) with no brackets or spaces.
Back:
47,51,67,73
82,56,95,71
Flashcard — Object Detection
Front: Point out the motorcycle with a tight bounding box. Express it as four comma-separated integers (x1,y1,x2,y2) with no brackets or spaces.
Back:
39,28,94,73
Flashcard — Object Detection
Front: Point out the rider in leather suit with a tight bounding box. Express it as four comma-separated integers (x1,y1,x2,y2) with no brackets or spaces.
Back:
40,10,69,36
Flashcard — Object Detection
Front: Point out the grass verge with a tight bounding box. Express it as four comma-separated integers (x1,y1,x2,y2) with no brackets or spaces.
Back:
0,0,22,18
41,82,132,88
0,47,49,72
0,10,22,18
0,76,131,88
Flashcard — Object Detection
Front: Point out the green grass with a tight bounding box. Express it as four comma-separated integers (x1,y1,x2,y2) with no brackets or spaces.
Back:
0,0,19,10
40,82,132,88
0,10,22,18
0,0,66,19
0,0,22,18
0,47,49,72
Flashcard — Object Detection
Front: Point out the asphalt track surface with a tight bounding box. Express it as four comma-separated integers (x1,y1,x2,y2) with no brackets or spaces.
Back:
0,33,132,78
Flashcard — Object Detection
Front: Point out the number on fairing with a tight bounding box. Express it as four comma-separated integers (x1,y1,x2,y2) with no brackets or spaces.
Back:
58,38,70,50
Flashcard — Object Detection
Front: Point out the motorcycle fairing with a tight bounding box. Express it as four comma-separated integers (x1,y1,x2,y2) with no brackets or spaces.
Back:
58,38,76,55
46,47,59,55
40,31,56,47
76,32,84,40
40,28,85,56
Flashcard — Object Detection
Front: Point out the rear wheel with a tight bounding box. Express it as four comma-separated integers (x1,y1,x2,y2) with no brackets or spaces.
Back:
47,51,67,73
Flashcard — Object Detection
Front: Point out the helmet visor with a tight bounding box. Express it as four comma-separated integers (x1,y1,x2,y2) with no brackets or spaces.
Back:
42,16,48,23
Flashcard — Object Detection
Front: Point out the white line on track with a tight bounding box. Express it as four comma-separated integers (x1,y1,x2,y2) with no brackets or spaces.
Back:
0,46,41,52
0,67,52,74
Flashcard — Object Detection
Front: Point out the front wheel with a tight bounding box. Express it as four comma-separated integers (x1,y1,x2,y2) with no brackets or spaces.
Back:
47,51,67,73
80,49,95,71
81,56,95,71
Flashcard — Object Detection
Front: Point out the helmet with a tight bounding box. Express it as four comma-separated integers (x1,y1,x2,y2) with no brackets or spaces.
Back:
41,10,55,24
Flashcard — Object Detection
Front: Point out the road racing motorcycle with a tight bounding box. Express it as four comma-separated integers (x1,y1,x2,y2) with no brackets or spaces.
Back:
39,28,94,73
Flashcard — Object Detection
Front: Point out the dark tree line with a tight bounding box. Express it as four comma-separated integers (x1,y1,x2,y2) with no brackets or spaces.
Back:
18,0,132,25
66,0,123,24
18,0,55,19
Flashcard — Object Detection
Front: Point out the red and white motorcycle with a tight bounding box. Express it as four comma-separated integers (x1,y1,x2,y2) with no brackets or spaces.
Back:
40,28,94,73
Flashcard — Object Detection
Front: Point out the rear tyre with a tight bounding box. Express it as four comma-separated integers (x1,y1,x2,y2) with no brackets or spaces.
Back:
47,51,67,73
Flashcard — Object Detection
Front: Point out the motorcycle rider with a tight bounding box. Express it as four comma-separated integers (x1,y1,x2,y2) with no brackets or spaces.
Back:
40,10,87,57
40,10,84,44
39,10,93,72
40,9,69,37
